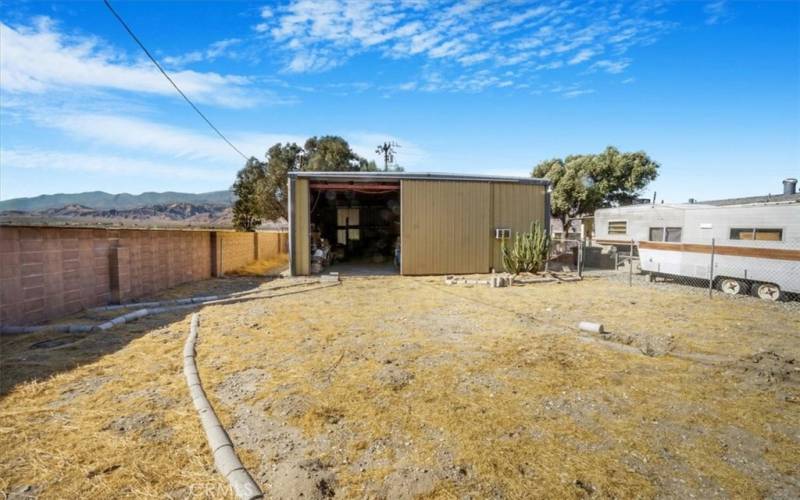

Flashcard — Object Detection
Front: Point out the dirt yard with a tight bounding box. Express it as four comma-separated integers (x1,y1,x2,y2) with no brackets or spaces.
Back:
1,273,798,499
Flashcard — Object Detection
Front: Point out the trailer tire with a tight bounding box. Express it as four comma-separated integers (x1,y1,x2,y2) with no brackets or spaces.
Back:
753,282,782,301
717,277,747,296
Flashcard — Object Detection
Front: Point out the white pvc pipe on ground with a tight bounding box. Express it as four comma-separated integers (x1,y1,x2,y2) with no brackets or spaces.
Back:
577,321,605,334
183,313,263,500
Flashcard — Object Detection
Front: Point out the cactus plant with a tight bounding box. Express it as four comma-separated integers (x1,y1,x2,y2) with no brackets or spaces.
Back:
501,221,551,275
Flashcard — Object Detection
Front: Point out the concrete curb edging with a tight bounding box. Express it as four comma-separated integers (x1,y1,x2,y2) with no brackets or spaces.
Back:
1,280,340,335
183,313,263,500
88,279,319,313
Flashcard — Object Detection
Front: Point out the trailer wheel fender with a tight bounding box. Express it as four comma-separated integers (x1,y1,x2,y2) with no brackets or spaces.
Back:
753,282,782,301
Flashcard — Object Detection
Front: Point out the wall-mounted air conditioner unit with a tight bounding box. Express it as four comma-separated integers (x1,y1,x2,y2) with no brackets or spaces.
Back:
495,228,511,239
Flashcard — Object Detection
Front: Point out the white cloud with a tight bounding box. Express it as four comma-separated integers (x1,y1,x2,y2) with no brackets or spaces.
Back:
1,148,230,181
162,38,242,67
591,59,630,74
23,107,428,170
257,0,674,92
0,18,258,108
27,110,307,163
287,49,339,73
490,6,550,31
562,88,595,98
704,1,729,25
568,48,598,65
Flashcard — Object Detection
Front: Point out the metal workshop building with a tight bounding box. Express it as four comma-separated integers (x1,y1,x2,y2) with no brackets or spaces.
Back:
288,172,550,276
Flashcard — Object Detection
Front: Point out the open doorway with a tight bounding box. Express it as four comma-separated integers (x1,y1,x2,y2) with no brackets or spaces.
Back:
308,181,401,275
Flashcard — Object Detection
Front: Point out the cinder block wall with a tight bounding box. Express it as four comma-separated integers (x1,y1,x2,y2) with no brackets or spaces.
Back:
256,232,288,260
217,232,257,274
0,226,287,326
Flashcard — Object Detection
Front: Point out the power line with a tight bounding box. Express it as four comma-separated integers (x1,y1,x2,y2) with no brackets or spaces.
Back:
103,0,250,162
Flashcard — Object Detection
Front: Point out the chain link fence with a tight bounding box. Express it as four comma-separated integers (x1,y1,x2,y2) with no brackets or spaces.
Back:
573,236,800,302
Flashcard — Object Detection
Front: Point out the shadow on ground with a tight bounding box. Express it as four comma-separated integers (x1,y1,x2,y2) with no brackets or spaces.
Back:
0,276,271,396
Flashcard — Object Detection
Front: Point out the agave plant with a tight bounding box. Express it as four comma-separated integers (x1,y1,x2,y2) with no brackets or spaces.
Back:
501,221,551,276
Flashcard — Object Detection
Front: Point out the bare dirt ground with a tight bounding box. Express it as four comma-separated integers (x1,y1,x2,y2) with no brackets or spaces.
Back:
1,273,798,499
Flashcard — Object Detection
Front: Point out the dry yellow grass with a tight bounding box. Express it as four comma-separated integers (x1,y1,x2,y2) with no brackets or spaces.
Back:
2,275,798,498
226,256,288,277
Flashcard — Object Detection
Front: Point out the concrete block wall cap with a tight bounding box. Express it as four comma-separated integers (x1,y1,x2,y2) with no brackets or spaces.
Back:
204,425,232,452
185,373,201,387
199,407,222,430
192,398,213,413
226,470,264,500
121,309,149,321
2,326,35,334
189,386,206,408
193,295,218,303
213,445,246,476
68,325,93,333
189,385,206,401
183,312,262,499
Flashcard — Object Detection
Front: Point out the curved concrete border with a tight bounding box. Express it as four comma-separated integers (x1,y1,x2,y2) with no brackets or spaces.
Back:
184,313,263,500
89,279,319,313
1,280,340,335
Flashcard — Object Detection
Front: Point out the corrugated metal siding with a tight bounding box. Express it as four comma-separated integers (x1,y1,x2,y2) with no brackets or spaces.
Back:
293,178,310,275
491,183,546,271
401,180,491,275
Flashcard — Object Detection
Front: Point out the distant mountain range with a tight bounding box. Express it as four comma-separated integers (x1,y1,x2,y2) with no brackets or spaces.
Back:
0,190,233,212
0,190,245,229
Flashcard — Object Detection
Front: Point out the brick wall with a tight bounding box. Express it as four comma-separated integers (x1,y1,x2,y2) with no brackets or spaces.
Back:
0,226,287,326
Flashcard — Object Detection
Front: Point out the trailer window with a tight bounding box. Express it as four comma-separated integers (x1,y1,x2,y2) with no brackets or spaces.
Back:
755,229,782,241
730,228,783,241
665,227,682,242
608,221,627,235
649,227,681,242
649,227,664,241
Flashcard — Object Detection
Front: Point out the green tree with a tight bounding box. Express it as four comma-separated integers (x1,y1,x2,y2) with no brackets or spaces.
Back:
257,142,304,222
532,146,659,233
233,136,383,225
232,158,266,231
303,136,362,171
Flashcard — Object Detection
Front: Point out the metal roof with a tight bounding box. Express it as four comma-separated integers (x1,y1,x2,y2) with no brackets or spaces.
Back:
289,171,549,185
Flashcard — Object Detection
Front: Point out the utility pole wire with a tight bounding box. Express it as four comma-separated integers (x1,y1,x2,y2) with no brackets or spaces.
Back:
103,0,250,162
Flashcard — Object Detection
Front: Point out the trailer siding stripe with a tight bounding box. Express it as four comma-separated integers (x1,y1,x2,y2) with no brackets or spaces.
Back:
639,241,800,261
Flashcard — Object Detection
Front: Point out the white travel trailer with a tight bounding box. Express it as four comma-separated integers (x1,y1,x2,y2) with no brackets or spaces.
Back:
594,188,800,300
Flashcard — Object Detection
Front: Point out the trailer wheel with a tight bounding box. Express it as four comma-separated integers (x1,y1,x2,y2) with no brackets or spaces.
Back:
753,282,782,301
718,278,746,296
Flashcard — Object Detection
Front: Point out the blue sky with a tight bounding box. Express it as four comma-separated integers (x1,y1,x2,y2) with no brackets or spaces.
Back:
1,0,798,202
